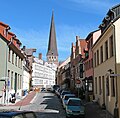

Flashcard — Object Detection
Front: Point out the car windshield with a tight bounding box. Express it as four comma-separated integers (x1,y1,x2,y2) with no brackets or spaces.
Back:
68,100,82,106
62,91,70,95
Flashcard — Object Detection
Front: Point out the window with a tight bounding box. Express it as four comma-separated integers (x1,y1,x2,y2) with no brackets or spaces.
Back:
20,75,22,89
88,82,93,91
8,70,10,79
11,71,13,89
99,76,101,95
8,48,11,62
100,46,103,63
21,59,23,68
95,77,97,94
15,55,17,66
94,53,96,67
12,52,14,64
97,50,99,65
105,41,108,60
18,74,20,89
106,77,109,96
79,64,83,78
109,35,114,57
111,77,115,97
18,57,20,67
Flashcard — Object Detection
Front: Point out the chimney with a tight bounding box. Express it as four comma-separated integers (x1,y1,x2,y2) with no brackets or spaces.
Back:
39,53,42,60
72,43,74,47
22,46,26,51
76,36,80,41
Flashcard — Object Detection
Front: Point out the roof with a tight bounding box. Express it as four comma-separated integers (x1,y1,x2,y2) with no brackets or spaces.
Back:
47,11,58,56
85,29,100,41
0,22,10,28
25,49,36,56
68,98,81,101
64,94,75,96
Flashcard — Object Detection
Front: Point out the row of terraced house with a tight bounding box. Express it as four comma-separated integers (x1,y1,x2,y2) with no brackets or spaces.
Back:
56,4,120,118
0,21,57,105
0,21,37,105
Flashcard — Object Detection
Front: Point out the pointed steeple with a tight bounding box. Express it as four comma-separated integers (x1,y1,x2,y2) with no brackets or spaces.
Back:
47,11,58,65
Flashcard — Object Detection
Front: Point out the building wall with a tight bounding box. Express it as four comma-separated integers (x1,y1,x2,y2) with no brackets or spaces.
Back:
0,35,24,104
23,69,30,91
32,58,56,89
93,25,116,115
93,30,101,44
0,35,7,104
0,36,7,79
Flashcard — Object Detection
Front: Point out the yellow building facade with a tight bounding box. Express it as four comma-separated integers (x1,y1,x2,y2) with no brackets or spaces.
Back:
93,16,120,116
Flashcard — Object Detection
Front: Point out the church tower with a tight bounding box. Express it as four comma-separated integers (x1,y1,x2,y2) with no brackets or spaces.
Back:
46,11,59,66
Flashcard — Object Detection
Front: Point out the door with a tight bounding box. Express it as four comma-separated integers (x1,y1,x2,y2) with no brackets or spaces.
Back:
102,76,105,104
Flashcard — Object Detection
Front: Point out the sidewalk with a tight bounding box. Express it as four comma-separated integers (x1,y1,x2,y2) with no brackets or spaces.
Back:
13,91,36,106
0,91,36,111
85,102,114,118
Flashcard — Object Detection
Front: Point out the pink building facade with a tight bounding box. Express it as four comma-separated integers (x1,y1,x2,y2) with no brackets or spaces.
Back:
84,30,101,101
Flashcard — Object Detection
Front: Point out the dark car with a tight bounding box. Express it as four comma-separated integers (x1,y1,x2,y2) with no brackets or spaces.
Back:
41,87,46,92
0,111,37,118
52,85,60,92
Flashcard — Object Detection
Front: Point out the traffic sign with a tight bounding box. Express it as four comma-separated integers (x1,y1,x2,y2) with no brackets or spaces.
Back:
76,79,81,84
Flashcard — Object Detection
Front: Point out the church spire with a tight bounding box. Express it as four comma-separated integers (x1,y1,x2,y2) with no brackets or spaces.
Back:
47,11,58,65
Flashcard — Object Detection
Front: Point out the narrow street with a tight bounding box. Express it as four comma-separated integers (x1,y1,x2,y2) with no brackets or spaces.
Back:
0,91,114,118
20,91,66,118
19,91,114,118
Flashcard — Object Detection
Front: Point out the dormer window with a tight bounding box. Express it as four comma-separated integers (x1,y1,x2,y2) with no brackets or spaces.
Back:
105,15,110,21
3,27,10,37
4,28,7,37
101,22,105,27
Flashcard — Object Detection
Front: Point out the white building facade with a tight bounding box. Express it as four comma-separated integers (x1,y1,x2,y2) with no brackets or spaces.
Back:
32,57,57,89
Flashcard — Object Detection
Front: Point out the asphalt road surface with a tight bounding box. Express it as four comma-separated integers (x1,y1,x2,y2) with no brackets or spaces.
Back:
21,91,66,118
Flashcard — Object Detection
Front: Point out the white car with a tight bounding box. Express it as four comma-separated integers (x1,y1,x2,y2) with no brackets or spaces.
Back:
60,91,71,99
62,94,76,109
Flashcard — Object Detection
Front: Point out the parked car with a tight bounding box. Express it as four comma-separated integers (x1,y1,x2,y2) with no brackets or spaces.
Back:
46,87,52,92
41,87,46,92
60,91,71,99
0,111,37,118
62,94,76,109
65,98,85,118
52,85,60,93
55,88,60,96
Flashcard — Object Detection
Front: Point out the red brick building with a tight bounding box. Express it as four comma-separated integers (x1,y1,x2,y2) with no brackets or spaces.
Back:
70,36,86,96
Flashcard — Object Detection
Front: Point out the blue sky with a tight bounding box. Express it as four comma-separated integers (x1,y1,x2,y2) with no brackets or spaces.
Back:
0,0,120,61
